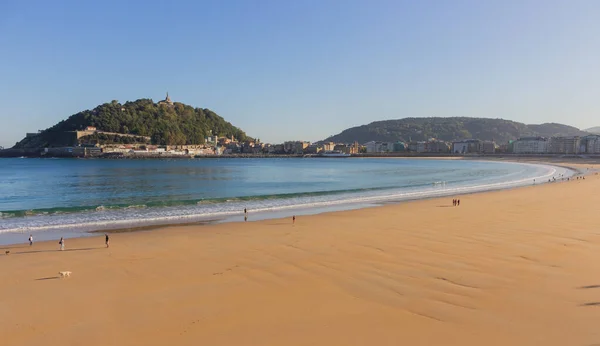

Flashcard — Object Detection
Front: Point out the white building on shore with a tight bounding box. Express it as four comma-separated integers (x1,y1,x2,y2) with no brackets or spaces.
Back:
364,141,382,153
452,140,481,154
549,136,580,154
512,137,548,154
581,135,600,154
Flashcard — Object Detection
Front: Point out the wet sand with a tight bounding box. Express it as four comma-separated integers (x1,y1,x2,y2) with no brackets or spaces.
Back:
1,164,600,345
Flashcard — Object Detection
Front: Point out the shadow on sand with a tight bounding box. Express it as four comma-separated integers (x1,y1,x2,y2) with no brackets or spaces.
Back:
35,276,61,281
580,302,600,307
9,247,103,256
4,245,32,250
578,285,600,289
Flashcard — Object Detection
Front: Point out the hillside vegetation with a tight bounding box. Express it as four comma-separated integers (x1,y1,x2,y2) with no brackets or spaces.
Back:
323,117,590,144
14,99,250,148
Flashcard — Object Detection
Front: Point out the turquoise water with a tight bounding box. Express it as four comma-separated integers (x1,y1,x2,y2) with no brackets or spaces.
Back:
0,158,571,244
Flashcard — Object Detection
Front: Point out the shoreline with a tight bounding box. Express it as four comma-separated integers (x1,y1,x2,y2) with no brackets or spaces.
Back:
0,159,576,246
93,163,585,235
1,165,584,250
2,160,600,345
0,159,586,247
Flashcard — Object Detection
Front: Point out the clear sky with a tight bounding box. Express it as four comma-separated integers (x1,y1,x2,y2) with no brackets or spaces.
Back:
1,0,599,147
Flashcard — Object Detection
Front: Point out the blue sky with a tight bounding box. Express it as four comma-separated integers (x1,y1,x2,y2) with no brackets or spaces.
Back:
1,0,599,147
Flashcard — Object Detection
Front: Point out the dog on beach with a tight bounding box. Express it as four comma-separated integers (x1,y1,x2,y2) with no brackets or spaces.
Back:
5,250,9,255
59,271,72,278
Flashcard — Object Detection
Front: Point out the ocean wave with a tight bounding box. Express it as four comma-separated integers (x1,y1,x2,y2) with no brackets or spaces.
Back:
0,162,571,235
0,185,426,219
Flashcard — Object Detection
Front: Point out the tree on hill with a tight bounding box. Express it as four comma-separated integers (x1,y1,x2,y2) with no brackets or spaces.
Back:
13,99,250,148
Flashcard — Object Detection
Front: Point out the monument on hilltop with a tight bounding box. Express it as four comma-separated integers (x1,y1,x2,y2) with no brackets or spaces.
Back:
158,92,174,106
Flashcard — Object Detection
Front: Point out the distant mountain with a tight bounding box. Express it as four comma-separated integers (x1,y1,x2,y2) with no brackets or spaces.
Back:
322,117,590,144
13,97,250,148
585,126,600,134
526,123,588,138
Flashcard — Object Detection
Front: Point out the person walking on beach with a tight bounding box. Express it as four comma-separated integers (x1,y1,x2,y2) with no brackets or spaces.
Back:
457,199,460,207
452,199,456,206
105,234,110,248
59,237,64,251
28,234,33,246
293,215,296,224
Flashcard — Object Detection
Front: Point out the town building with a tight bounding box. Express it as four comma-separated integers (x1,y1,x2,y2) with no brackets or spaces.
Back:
428,140,451,153
549,136,580,154
364,141,395,153
580,135,600,154
364,141,381,153
408,141,426,153
218,137,232,146
322,142,336,151
241,141,261,154
268,144,285,154
329,142,360,154
283,141,309,154
204,136,217,144
512,137,549,154
304,144,323,154
480,141,496,154
333,144,350,154
407,140,450,153
349,141,361,154
452,140,481,154
364,141,377,153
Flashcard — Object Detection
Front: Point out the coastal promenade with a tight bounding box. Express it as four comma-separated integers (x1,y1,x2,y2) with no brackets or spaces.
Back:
1,161,600,345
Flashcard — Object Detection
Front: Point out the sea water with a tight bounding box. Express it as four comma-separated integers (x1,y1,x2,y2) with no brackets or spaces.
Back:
0,157,573,244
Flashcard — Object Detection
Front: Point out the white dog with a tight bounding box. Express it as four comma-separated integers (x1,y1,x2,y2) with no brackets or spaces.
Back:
59,271,72,278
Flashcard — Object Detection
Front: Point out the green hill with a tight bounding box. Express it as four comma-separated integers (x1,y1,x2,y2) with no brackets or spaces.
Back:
323,117,589,144
13,98,250,148
527,123,588,138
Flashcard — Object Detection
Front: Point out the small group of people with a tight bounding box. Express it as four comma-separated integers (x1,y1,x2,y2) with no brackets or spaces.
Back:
27,234,66,251
26,234,109,251
452,198,461,207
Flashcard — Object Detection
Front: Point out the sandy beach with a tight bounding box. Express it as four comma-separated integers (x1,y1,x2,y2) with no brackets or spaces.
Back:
1,162,600,346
